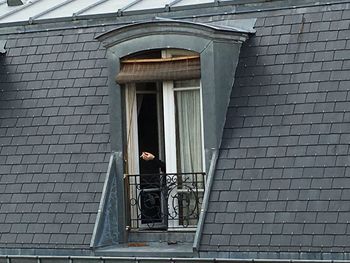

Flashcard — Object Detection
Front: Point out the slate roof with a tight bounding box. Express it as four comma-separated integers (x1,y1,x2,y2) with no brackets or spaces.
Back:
0,0,350,258
0,0,213,24
200,2,350,257
0,27,110,249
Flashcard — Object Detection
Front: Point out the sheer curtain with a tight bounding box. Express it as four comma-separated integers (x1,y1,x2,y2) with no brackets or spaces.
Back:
174,81,204,226
175,88,203,173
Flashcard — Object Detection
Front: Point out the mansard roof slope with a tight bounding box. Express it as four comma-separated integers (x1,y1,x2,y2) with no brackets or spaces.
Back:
200,3,350,259
0,0,350,260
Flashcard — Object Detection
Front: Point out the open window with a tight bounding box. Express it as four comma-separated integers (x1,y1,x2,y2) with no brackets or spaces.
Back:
122,49,205,230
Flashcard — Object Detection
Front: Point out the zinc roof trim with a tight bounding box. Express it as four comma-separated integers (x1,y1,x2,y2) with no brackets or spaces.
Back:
168,0,184,7
125,0,176,12
0,0,41,21
0,39,6,53
154,16,255,33
0,0,349,28
120,0,144,12
29,0,76,23
72,0,108,17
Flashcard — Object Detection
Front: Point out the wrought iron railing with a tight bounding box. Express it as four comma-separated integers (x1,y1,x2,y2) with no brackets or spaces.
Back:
125,172,205,230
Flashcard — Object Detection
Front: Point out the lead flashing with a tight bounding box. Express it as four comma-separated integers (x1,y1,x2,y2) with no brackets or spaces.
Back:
207,18,257,34
96,19,250,49
29,0,76,24
0,0,349,31
0,39,6,53
193,150,218,252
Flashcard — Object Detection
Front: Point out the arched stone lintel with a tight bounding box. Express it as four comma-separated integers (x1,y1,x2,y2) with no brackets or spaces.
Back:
96,20,250,49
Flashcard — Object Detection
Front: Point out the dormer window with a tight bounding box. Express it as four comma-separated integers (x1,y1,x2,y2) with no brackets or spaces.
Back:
92,19,251,248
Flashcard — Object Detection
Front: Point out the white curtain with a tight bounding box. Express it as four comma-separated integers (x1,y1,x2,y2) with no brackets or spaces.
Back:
175,86,204,226
175,89,202,173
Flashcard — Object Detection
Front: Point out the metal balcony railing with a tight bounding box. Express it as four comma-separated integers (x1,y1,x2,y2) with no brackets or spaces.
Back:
125,172,205,230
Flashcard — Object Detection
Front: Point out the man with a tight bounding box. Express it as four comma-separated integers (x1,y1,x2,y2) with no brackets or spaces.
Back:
140,151,166,173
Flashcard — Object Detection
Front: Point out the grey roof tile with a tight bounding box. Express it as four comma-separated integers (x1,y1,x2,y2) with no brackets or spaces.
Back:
337,28,350,39
325,40,346,51
77,34,94,43
72,52,90,61
302,62,322,72
334,50,350,60
290,124,311,135
330,20,350,30
32,233,50,244
52,125,70,135
254,158,274,168
254,213,275,224
307,200,330,212
49,234,68,244
234,158,254,169
83,42,101,51
52,70,69,80
43,223,61,234
78,60,96,69
47,62,64,71
264,16,284,26
41,53,58,63
271,24,291,35
210,234,230,246
331,70,350,81
66,234,85,245
77,223,94,234
68,97,86,106
0,233,17,243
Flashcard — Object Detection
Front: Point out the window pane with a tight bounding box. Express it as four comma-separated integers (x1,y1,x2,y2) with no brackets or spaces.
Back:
175,88,203,173
174,79,204,226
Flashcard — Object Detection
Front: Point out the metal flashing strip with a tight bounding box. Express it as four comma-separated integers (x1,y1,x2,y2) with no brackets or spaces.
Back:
152,0,350,19
90,152,118,248
193,149,218,252
0,0,349,29
28,0,76,23
73,0,109,17
0,255,350,262
0,0,7,6
0,39,6,53
207,18,257,33
154,16,255,33
0,0,44,21
168,0,184,7
119,0,143,13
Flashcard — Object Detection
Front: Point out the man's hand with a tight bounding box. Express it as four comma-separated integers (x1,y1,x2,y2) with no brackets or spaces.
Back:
140,152,155,161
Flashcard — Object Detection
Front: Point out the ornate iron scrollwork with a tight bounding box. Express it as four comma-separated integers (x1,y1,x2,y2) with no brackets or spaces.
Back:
126,172,205,229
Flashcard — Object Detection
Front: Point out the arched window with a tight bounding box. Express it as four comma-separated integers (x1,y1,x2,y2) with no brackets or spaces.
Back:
121,49,205,229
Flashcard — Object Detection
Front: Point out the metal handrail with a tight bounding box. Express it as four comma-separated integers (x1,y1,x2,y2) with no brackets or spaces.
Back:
125,172,205,230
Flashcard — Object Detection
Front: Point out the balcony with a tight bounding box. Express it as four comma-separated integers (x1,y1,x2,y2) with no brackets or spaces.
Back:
125,172,205,230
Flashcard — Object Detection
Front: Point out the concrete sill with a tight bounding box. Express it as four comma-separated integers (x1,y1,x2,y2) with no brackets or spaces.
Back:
94,242,194,257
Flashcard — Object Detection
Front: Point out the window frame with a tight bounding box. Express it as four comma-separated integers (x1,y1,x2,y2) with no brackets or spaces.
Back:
123,49,205,230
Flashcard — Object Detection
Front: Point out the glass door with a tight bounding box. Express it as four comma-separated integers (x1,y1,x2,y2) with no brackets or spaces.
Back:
163,79,205,228
125,82,167,229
